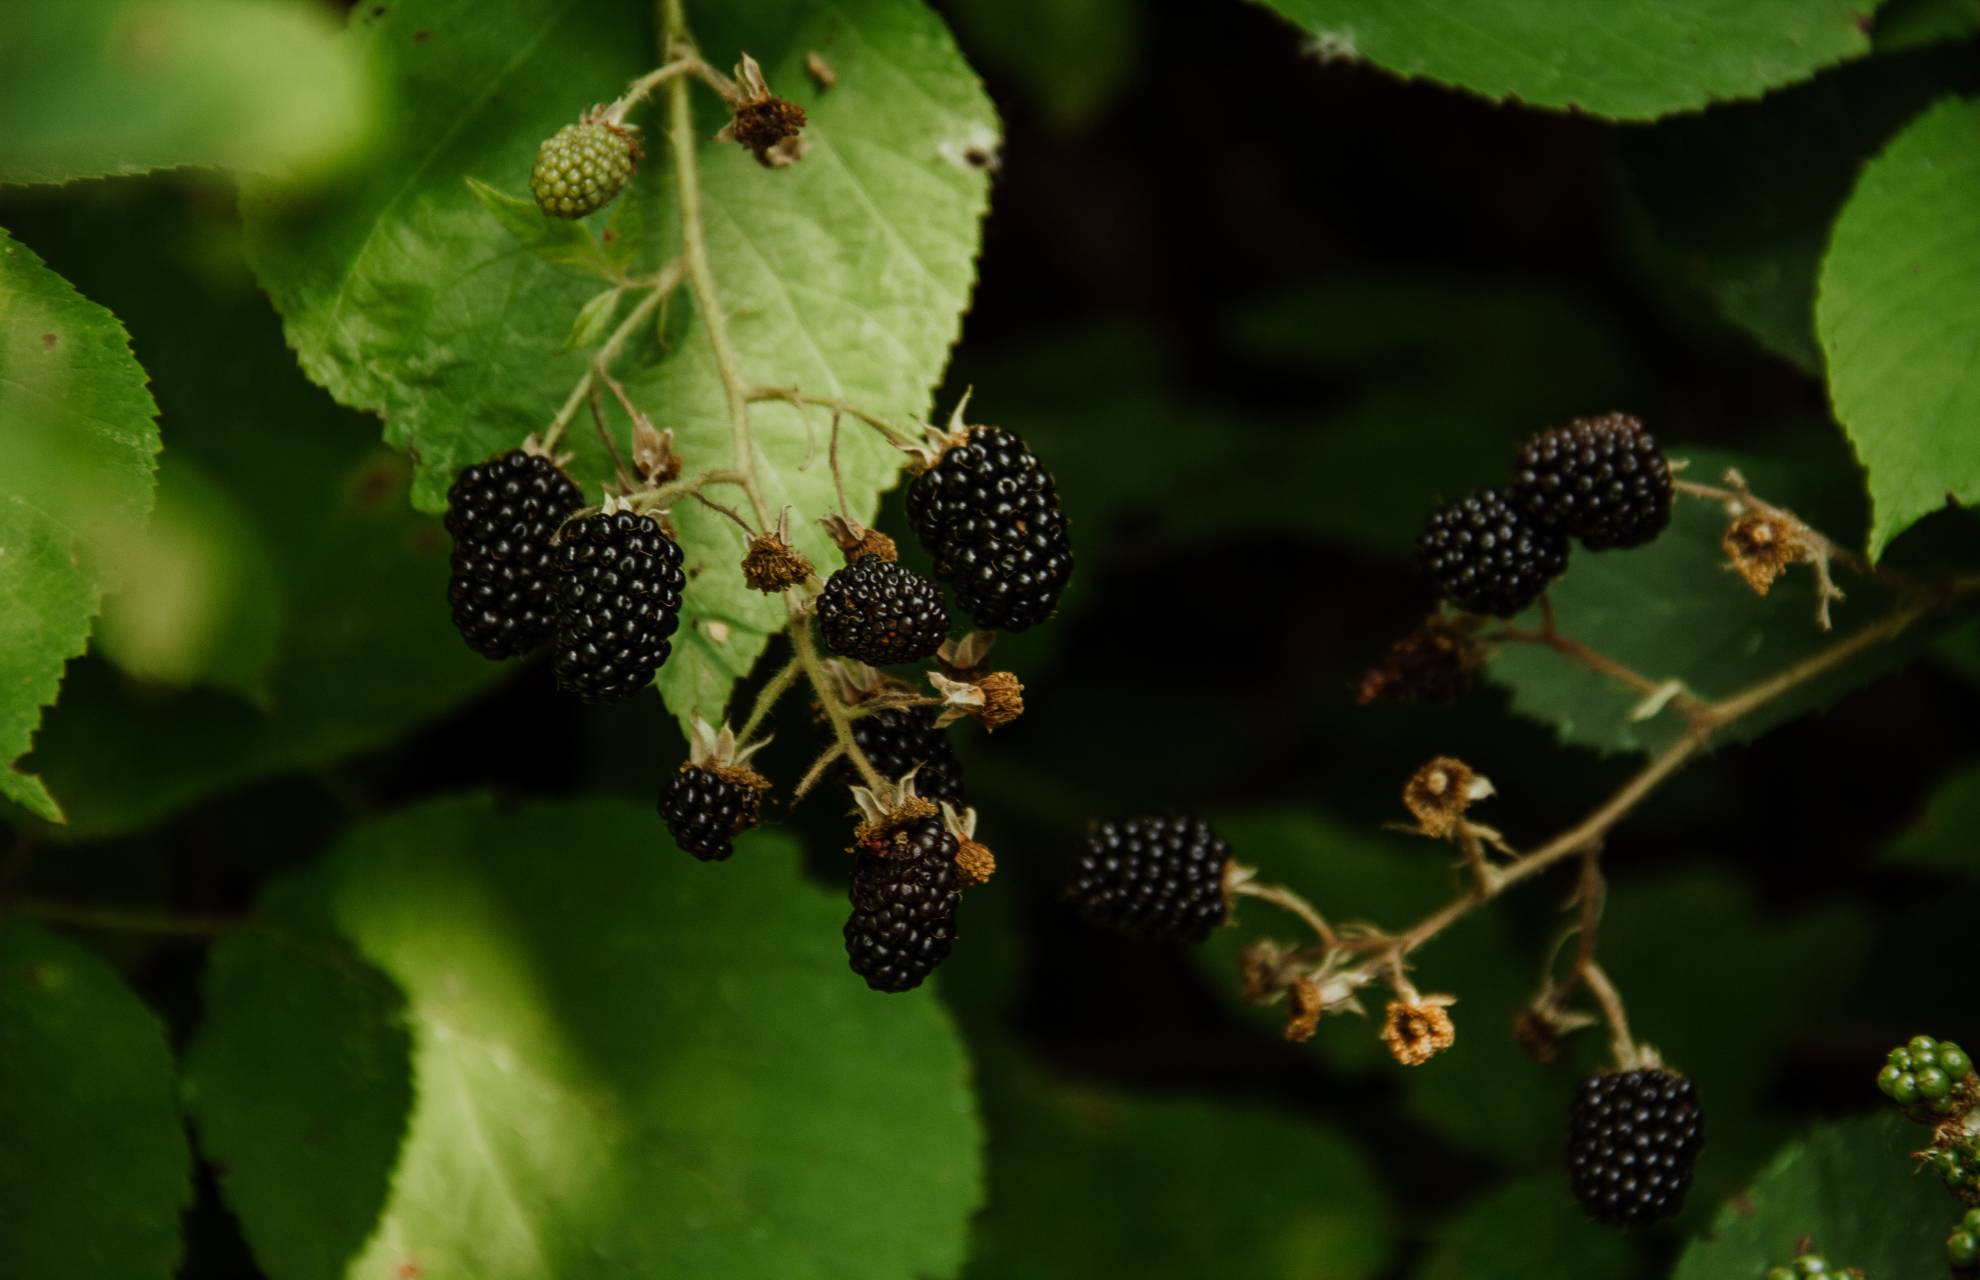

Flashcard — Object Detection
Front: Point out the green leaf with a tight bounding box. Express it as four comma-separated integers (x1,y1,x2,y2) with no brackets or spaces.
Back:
245,0,996,735
0,0,377,186
0,918,193,1280
966,1057,1393,1280
1819,96,1980,558
93,456,283,700
1874,0,1980,50
1673,1114,1953,1278
0,227,161,822
189,794,983,1280
1416,1178,1644,1280
463,178,628,283
185,911,414,1280
0,187,502,838
1487,444,1926,757
1249,0,1882,121
561,285,626,353
1884,761,1980,875
1622,47,1976,372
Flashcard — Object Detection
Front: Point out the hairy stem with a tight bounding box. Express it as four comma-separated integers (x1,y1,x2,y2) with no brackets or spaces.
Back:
789,618,885,791
1231,878,1339,950
541,262,682,451
749,386,917,448
738,655,802,742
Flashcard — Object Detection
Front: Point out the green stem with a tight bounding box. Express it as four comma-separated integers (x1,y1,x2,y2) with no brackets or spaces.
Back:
738,655,802,742
541,261,683,452
789,618,884,791
749,387,917,448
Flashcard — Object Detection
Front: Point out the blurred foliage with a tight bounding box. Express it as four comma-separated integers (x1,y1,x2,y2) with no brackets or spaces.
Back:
0,918,191,1280
0,228,159,820
0,0,377,186
189,797,982,1279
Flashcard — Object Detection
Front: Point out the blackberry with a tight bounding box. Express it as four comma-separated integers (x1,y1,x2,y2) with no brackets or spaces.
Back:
906,425,1073,631
816,555,950,666
530,120,638,219
1418,488,1569,617
835,707,966,807
550,510,686,702
1566,1068,1704,1226
1066,816,1231,944
844,816,963,993
660,766,765,862
1514,413,1673,550
444,449,584,659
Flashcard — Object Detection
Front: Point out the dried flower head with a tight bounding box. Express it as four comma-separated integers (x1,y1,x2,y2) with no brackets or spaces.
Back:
818,513,897,564
929,670,1025,732
1722,511,1811,597
721,54,808,167
741,513,815,592
1512,1007,1561,1065
1381,996,1457,1066
1285,977,1325,1043
1403,756,1493,839
849,780,938,852
942,804,995,886
1355,616,1480,705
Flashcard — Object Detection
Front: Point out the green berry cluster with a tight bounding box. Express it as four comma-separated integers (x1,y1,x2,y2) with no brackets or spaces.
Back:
1929,1140,1980,1200
530,120,637,219
1764,1254,1853,1280
1877,1035,1975,1121
1950,1206,1980,1271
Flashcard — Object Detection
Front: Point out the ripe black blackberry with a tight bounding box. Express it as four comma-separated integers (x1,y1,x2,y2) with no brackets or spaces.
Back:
660,766,765,862
905,425,1073,631
834,707,966,807
844,816,963,993
1066,816,1231,944
1566,1067,1705,1226
1514,413,1673,551
550,510,686,702
1418,488,1569,617
444,449,583,659
816,555,950,666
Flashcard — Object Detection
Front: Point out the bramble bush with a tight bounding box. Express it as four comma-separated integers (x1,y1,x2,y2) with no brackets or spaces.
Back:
4,1,1980,1277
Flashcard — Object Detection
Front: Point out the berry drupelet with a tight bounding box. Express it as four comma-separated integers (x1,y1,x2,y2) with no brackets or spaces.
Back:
906,425,1073,632
815,555,950,666
1418,487,1569,617
660,766,766,862
1566,1068,1705,1226
444,449,584,660
1514,413,1673,551
844,816,963,993
550,510,686,702
834,707,966,807
530,120,638,219
1066,816,1232,944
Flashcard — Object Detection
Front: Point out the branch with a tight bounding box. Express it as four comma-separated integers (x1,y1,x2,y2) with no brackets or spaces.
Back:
9,897,240,939
541,261,683,451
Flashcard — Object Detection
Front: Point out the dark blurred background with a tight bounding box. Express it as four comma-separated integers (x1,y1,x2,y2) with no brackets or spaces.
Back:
6,1,1980,1275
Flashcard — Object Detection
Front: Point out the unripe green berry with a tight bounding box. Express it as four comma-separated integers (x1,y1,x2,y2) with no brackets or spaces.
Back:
1921,1066,1954,1100
1891,1046,1915,1070
1878,1063,1905,1096
1944,1044,1972,1077
1765,1269,1795,1280
1792,1257,1826,1275
1912,1034,1941,1056
530,120,636,219
1965,1207,1980,1231
1892,1071,1921,1104
1951,1227,1979,1268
